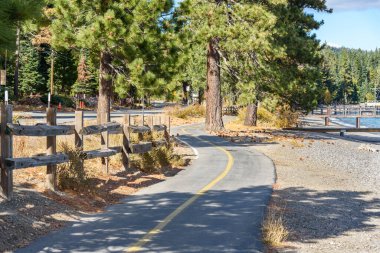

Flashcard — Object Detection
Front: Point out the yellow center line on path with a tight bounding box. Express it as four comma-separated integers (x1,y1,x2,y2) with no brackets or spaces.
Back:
125,128,234,252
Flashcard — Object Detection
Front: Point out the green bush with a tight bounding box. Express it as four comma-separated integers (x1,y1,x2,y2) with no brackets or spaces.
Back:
40,94,75,108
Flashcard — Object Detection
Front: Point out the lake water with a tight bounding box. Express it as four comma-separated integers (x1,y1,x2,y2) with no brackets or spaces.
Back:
336,117,380,128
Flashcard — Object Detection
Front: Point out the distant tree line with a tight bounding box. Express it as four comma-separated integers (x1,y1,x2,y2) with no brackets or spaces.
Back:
320,47,380,105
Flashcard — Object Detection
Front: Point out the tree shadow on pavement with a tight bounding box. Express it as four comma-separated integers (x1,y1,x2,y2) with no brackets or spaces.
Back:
274,187,380,243
16,186,272,253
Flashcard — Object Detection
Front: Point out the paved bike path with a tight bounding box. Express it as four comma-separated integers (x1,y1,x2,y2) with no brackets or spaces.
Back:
17,124,275,253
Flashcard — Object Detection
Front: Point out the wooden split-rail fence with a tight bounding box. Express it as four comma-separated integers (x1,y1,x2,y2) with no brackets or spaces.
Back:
0,104,171,200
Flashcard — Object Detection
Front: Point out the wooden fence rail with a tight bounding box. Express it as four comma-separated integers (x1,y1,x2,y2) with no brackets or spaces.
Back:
0,104,171,200
312,105,380,117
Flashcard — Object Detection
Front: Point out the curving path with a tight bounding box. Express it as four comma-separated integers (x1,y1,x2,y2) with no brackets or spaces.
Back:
17,124,275,253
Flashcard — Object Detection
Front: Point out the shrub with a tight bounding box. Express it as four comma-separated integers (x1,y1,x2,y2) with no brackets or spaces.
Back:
129,130,185,173
258,107,276,124
165,104,205,119
57,142,88,191
275,105,299,128
41,95,75,108
237,106,276,125
237,107,247,123
262,207,289,246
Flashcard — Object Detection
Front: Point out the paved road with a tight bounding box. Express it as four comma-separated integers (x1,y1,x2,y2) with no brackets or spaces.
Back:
17,124,275,253
17,109,163,124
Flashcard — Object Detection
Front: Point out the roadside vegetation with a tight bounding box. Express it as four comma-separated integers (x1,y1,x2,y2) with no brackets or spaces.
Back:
11,120,189,211
262,202,289,247
231,102,299,131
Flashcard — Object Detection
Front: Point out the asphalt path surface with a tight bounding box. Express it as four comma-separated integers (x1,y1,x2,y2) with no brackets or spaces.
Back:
17,123,275,253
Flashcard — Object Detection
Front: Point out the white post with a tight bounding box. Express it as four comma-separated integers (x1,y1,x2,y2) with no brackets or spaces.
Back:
48,92,51,108
4,90,8,105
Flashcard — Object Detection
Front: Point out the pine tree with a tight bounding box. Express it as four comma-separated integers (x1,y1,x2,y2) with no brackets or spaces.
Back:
19,39,44,95
72,52,97,96
180,0,284,131
52,49,77,95
51,0,176,123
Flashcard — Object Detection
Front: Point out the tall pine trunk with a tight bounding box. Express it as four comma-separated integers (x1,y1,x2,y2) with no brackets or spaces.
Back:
97,51,112,124
14,24,20,98
205,38,224,131
244,101,258,126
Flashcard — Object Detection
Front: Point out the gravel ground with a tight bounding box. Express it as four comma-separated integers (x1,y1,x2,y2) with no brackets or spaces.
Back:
252,124,380,253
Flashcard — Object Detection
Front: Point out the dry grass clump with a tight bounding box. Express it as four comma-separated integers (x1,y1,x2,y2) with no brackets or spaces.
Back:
57,142,89,191
165,104,205,119
128,129,186,173
237,107,276,127
275,105,299,128
289,139,304,148
262,206,289,247
236,105,298,128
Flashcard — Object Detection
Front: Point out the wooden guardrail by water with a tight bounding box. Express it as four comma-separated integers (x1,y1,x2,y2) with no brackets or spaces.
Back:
0,104,171,200
285,127,380,137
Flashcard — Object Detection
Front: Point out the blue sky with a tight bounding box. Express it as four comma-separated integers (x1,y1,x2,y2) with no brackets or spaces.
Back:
311,1,380,51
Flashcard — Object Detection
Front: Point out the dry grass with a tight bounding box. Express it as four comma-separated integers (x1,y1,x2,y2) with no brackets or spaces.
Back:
57,143,89,191
289,139,304,148
236,105,299,129
11,118,190,212
275,105,299,128
165,104,205,119
262,204,289,247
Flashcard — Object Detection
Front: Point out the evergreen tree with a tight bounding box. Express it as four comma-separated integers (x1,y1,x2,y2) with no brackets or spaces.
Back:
180,0,284,131
72,52,98,96
19,39,44,95
52,49,77,95
321,46,380,104
51,0,176,122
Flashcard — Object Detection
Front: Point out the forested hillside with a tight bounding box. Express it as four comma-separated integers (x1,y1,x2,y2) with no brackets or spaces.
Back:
321,46,380,104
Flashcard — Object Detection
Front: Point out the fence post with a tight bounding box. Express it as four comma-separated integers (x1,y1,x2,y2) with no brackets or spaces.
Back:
100,111,109,173
147,115,153,129
324,117,329,126
167,116,171,135
1,104,13,199
75,110,84,170
46,107,57,191
122,114,131,170
356,117,361,128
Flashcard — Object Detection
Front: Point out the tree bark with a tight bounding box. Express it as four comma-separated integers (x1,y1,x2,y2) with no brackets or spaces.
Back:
14,25,20,98
205,38,224,131
244,101,258,126
97,51,113,124
182,81,188,105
